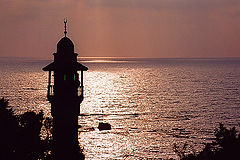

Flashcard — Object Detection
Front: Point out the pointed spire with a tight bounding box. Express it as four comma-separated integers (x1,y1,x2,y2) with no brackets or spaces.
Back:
64,18,67,37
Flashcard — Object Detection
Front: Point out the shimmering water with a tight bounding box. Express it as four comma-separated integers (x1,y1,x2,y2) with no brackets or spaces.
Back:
1,57,240,159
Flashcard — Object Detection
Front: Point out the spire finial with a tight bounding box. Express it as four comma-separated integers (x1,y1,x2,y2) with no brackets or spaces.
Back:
64,18,67,37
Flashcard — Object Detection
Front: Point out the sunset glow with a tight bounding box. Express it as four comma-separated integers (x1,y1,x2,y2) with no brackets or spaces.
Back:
1,1,240,159
1,0,240,59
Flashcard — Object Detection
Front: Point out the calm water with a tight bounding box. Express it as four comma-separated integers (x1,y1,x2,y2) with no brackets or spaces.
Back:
1,57,240,159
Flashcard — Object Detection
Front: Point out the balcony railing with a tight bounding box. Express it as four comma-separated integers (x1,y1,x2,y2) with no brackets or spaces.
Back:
78,86,84,97
47,85,54,97
47,85,83,98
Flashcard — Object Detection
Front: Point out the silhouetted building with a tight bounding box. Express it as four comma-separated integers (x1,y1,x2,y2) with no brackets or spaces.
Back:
43,20,88,160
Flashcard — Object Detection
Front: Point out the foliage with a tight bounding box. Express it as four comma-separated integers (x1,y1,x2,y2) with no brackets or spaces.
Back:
173,142,197,160
0,98,52,159
174,123,240,160
0,98,84,160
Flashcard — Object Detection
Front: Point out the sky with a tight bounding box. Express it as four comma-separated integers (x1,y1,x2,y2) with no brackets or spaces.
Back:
0,0,240,59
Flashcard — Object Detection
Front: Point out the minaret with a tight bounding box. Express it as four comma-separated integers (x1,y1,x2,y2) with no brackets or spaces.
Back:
43,20,88,160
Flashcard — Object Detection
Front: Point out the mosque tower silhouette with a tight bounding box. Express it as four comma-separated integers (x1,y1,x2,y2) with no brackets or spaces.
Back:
43,19,88,159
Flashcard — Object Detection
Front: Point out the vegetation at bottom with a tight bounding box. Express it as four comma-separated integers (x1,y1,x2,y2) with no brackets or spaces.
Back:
0,98,84,160
173,123,240,160
1,97,240,160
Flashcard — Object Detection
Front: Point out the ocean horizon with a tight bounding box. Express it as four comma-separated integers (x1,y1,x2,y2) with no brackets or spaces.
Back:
0,57,240,159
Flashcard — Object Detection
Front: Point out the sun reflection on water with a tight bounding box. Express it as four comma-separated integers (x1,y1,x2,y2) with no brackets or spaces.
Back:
1,60,240,159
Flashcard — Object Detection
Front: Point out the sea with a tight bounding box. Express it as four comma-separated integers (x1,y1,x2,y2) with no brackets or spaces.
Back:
0,57,240,159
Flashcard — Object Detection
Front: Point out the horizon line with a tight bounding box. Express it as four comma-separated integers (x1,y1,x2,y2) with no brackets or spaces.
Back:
1,56,240,60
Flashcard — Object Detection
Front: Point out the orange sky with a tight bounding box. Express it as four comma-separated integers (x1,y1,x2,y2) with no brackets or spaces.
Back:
0,0,240,59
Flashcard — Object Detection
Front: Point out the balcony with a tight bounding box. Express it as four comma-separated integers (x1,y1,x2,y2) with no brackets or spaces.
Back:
47,85,84,102
78,86,84,97
47,85,54,97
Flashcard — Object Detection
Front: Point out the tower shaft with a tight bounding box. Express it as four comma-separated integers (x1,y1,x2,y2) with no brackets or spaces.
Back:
43,21,88,159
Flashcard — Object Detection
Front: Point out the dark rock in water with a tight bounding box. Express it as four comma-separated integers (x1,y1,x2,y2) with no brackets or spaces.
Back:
98,122,111,131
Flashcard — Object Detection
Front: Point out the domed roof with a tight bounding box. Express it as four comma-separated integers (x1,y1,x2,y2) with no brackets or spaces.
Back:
57,37,74,53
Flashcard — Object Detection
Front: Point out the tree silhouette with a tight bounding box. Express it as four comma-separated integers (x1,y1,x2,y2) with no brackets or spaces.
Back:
0,98,84,160
175,123,240,160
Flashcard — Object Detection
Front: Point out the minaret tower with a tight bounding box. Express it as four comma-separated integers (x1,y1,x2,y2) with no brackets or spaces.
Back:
43,20,88,159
